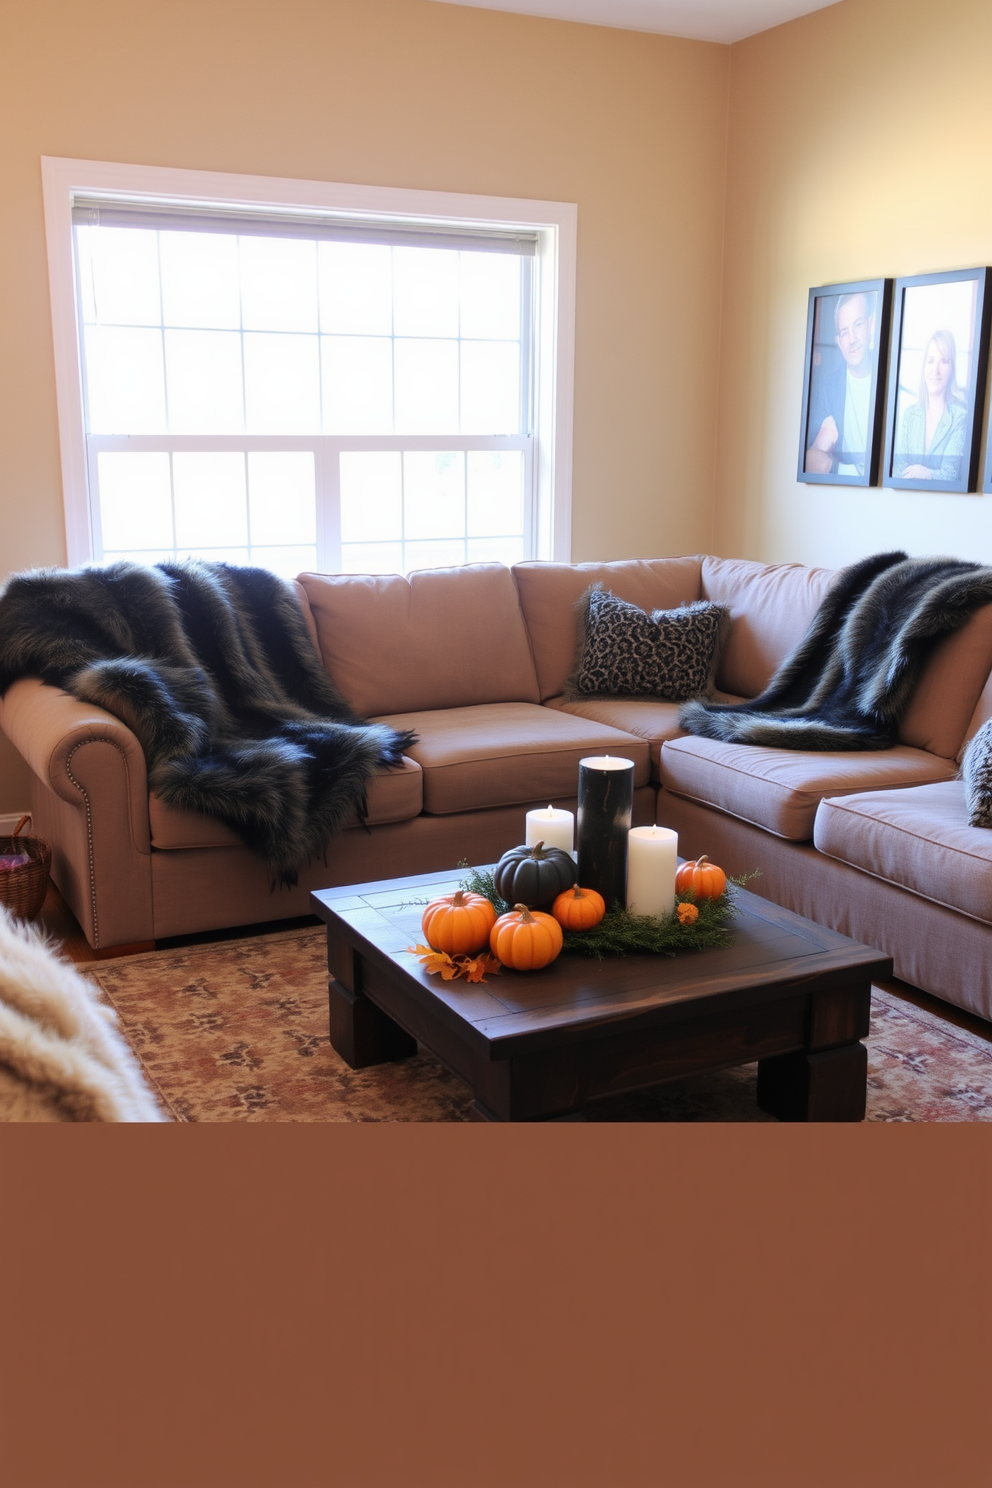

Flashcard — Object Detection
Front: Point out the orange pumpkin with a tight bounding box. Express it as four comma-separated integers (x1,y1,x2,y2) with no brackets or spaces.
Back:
674,855,727,901
551,884,606,932
422,890,497,956
490,904,563,971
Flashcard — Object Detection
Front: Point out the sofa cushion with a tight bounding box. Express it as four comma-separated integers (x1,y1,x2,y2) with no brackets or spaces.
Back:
700,556,836,698
550,690,747,780
371,702,650,814
512,558,703,702
814,780,992,925
149,757,424,849
659,734,957,841
897,603,992,759
564,586,729,702
298,564,540,717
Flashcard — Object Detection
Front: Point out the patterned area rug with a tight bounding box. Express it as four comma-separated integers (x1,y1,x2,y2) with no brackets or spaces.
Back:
88,926,992,1123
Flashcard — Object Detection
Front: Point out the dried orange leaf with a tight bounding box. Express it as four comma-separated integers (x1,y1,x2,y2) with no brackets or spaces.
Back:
407,943,460,977
460,952,502,983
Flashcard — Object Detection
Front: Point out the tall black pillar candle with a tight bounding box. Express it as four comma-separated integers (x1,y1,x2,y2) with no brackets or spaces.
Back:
576,756,635,910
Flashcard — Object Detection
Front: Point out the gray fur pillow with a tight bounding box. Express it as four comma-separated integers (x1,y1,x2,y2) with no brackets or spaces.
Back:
565,585,730,702
962,718,992,827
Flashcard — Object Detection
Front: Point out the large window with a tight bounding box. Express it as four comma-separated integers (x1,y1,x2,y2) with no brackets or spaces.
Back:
43,161,576,575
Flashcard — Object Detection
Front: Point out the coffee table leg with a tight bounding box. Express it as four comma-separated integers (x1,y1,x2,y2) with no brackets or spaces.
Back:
328,979,417,1069
756,1042,867,1122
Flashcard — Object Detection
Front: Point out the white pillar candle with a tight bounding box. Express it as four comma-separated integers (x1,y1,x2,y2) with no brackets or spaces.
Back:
525,805,574,854
626,825,678,918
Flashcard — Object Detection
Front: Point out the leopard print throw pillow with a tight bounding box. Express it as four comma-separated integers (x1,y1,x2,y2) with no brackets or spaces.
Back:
565,585,730,702
962,718,992,827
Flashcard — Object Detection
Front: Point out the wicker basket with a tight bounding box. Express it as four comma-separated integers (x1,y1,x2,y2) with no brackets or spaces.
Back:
0,816,52,921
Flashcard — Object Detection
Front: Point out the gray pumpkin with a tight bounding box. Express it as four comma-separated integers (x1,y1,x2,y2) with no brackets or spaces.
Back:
494,840,577,908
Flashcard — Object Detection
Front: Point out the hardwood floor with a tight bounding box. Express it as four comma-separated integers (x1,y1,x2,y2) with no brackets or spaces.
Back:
35,882,992,1046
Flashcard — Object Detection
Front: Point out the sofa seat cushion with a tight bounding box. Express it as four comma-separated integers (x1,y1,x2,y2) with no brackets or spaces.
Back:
659,735,957,841
545,693,740,781
149,756,424,850
814,780,992,925
372,703,650,814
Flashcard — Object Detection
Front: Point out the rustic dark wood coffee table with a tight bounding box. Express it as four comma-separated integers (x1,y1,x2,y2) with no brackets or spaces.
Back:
311,870,892,1122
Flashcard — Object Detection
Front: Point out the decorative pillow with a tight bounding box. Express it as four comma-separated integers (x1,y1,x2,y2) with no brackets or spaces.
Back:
962,718,992,827
565,585,730,702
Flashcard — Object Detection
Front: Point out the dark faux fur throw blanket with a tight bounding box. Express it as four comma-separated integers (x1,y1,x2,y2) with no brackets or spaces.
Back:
679,551,992,751
0,561,414,882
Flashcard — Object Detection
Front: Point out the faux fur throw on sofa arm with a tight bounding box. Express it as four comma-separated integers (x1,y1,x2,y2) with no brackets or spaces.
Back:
679,551,992,752
0,561,415,882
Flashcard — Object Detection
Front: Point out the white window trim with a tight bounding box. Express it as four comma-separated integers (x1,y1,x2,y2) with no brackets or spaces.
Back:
41,156,576,568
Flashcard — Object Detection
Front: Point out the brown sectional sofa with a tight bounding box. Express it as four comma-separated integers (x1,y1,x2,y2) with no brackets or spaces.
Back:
2,554,991,1026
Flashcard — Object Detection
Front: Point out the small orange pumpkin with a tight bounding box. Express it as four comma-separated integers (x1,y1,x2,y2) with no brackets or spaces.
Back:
422,890,497,956
674,855,727,901
551,884,606,932
490,904,563,971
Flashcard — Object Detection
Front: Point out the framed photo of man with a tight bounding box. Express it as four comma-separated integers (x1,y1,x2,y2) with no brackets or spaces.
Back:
882,267,991,494
798,278,891,486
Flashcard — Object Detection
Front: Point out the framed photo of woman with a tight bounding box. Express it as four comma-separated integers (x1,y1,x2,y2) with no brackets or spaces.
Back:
883,267,991,494
798,278,890,486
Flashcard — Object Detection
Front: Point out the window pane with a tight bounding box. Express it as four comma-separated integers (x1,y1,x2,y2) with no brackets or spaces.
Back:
77,226,161,326
177,547,251,566
404,452,465,541
403,539,466,573
247,452,316,546
466,537,524,567
239,237,318,332
97,452,173,550
467,450,524,536
460,341,520,434
243,333,320,433
160,231,241,329
394,340,458,433
460,253,520,340
165,329,245,434
393,246,458,337
250,545,318,579
319,242,392,335
321,336,392,434
84,326,167,434
102,549,174,566
173,453,248,548
340,541,404,575
340,452,402,543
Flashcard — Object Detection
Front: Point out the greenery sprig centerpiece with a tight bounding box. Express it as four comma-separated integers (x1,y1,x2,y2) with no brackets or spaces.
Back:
458,861,749,959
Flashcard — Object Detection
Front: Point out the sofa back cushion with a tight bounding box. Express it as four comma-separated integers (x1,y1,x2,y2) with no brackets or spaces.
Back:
512,558,703,702
297,564,540,716
700,556,836,697
898,603,992,759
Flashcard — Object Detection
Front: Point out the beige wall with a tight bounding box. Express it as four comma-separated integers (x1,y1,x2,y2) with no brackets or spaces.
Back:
0,0,729,809
715,0,992,567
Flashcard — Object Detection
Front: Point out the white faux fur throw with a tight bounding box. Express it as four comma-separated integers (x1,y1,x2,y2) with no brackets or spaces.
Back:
0,907,165,1122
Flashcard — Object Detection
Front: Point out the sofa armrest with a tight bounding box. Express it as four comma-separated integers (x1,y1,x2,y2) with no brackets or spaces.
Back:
0,679,151,854
0,680,154,950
